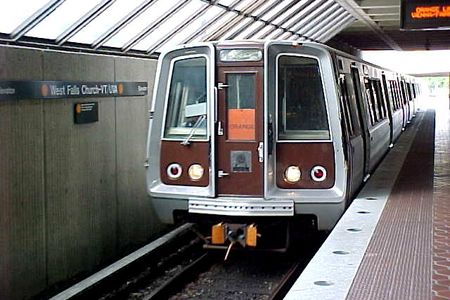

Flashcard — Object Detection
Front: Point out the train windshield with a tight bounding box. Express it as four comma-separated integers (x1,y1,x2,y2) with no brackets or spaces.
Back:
277,55,330,140
164,56,207,140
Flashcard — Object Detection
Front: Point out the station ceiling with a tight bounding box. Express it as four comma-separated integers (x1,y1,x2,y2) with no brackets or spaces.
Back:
330,0,450,51
0,0,448,57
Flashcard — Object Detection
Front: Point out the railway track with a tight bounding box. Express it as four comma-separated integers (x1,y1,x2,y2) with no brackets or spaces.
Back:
120,249,309,300
130,235,321,299
162,250,309,300
52,224,324,300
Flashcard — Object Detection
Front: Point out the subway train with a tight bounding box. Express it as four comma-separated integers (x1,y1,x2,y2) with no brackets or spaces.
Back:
146,40,420,250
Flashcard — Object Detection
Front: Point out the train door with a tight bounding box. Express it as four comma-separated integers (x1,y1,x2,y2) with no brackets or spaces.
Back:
381,74,394,145
216,66,264,196
399,79,409,127
339,74,364,198
351,66,370,179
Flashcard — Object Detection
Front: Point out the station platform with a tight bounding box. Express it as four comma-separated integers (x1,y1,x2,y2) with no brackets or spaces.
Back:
285,99,450,300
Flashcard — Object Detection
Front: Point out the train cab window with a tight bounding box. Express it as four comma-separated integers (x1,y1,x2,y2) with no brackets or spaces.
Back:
277,55,330,140
164,56,207,140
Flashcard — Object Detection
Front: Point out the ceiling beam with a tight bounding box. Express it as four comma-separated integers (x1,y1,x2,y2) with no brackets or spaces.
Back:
56,0,115,45
334,0,402,50
10,0,66,41
92,0,158,50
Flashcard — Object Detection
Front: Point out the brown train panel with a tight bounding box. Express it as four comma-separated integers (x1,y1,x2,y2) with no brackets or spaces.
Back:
276,142,335,189
160,141,209,187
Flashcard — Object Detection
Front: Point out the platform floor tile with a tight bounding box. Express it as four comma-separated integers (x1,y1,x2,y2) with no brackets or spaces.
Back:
432,104,450,300
346,109,435,300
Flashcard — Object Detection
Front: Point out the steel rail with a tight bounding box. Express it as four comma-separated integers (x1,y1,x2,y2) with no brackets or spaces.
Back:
143,253,212,299
268,261,304,300
49,223,196,299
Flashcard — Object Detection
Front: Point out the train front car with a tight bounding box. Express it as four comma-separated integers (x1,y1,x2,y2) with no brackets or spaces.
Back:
146,41,346,250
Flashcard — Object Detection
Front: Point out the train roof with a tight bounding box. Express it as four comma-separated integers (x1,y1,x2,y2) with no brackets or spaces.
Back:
160,40,417,78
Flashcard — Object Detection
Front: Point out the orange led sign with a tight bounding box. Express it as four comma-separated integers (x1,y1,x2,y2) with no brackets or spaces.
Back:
401,0,450,30
411,5,450,19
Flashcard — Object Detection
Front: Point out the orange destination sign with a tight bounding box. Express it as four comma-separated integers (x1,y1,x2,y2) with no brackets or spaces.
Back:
228,108,255,140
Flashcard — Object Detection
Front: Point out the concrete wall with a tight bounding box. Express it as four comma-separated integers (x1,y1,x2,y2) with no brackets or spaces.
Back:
0,45,162,299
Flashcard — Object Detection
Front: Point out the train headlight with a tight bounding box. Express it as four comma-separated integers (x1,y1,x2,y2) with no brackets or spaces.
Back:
188,164,204,181
167,163,182,180
311,166,327,182
284,166,301,183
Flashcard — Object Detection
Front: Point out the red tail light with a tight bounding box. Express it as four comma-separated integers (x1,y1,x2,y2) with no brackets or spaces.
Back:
311,166,327,182
167,163,182,180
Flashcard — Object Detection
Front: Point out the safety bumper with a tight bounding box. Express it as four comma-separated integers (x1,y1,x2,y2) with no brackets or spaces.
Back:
188,197,294,217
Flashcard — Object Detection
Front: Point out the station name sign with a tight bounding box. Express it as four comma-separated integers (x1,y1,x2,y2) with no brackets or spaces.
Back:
401,0,450,30
0,81,148,101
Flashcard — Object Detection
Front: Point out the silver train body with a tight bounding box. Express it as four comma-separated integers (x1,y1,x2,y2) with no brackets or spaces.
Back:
146,41,419,236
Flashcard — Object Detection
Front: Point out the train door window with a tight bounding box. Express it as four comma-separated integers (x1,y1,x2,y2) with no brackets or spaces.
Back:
407,82,413,100
400,81,407,104
339,76,355,137
388,81,395,110
374,80,386,120
164,56,208,140
277,55,330,140
382,75,392,113
390,80,400,111
345,74,362,136
364,78,377,125
395,86,400,109
394,81,402,109
226,73,256,140
398,82,404,106
351,67,369,133
393,81,400,110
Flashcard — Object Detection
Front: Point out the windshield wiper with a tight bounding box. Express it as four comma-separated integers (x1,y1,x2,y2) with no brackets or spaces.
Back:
181,115,206,146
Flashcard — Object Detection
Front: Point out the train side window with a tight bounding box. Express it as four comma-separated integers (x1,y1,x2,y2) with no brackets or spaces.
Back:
277,55,330,140
365,78,389,124
164,56,207,140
